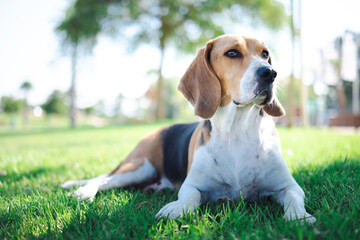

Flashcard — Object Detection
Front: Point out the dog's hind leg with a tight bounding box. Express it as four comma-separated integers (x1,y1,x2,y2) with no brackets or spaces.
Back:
144,176,174,192
63,128,163,201
61,174,109,189
72,158,157,201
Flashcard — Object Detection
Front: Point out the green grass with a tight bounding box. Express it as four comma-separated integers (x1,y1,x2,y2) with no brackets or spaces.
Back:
0,123,360,239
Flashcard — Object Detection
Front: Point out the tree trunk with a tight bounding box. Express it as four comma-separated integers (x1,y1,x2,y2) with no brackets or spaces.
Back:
155,39,166,120
353,74,359,114
298,0,309,126
23,92,29,128
69,45,77,128
288,0,296,127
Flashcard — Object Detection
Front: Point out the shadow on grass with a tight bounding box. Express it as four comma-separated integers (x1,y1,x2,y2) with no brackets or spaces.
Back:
36,189,177,239
1,165,68,183
0,165,69,198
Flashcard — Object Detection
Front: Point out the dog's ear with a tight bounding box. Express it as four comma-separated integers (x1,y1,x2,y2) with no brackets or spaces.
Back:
263,54,285,117
263,97,286,117
178,41,221,119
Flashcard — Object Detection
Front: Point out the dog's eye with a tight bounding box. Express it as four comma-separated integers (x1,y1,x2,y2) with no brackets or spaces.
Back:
261,50,269,59
224,49,242,58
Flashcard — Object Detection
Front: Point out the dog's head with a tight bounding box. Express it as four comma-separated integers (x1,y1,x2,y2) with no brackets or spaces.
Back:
178,34,285,119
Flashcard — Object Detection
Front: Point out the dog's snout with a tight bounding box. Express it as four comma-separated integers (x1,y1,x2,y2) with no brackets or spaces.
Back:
257,67,277,83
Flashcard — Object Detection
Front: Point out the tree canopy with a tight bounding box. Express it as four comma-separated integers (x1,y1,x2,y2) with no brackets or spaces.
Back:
20,81,32,91
0,96,22,114
57,0,286,119
57,0,286,52
42,90,67,115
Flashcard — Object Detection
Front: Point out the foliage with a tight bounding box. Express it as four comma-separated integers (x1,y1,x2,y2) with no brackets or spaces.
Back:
41,90,67,115
56,1,105,51
20,81,32,91
83,106,95,115
0,96,22,114
57,0,286,53
57,0,287,119
0,125,359,239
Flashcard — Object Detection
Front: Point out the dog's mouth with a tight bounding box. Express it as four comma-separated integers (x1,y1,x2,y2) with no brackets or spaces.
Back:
232,85,274,107
253,89,273,106
233,90,273,107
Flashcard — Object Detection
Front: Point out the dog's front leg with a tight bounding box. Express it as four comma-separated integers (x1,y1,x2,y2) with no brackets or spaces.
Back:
275,184,316,224
156,183,201,219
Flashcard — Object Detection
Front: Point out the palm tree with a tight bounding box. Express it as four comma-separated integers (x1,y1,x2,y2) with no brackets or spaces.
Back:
20,81,32,127
56,5,98,128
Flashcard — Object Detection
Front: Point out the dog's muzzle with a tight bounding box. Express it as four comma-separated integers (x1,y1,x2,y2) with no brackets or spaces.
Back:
253,67,277,105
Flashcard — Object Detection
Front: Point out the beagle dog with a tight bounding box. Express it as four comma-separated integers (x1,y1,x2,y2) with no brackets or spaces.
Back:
62,34,316,223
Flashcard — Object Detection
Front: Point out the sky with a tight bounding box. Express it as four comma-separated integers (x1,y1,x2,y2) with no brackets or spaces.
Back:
1,0,360,116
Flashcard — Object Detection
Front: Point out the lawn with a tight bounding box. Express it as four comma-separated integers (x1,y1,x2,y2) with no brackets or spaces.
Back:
0,123,359,239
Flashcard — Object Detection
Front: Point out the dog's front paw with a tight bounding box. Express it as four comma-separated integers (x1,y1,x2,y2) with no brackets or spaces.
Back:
284,211,316,224
73,184,98,201
303,212,316,224
61,180,79,189
155,201,193,219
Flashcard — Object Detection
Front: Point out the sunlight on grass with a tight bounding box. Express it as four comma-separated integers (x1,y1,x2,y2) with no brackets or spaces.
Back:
0,124,359,239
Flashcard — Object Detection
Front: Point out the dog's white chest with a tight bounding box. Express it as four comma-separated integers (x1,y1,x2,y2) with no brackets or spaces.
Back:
188,114,285,203
206,136,266,201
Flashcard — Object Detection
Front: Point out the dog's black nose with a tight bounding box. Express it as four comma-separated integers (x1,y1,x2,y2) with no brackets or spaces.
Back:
257,67,277,83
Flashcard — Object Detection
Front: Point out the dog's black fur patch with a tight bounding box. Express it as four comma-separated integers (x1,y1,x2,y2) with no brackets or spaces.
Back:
161,123,199,183
259,109,264,117
204,120,212,132
200,120,212,146
200,132,205,145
